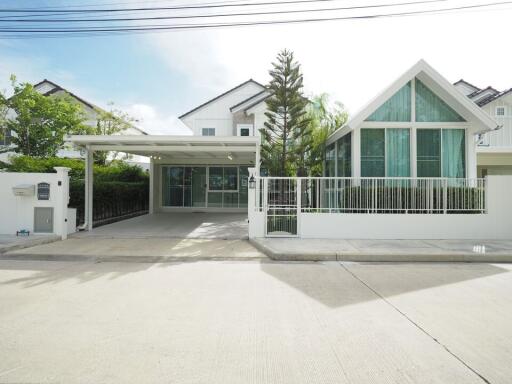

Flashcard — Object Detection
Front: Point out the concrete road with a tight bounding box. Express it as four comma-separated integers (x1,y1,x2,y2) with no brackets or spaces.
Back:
0,260,511,383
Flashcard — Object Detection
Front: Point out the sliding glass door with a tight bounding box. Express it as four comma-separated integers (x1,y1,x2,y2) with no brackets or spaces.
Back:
417,129,465,178
361,128,411,177
162,165,248,208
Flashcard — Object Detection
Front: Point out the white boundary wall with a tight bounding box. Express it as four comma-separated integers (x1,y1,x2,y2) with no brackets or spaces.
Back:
0,167,75,239
248,175,512,240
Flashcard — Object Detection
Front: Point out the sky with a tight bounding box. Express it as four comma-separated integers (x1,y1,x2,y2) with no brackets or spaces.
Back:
1,0,512,135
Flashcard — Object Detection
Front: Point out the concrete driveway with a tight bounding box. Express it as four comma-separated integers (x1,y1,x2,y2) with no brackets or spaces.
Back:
74,212,248,239
1,260,511,383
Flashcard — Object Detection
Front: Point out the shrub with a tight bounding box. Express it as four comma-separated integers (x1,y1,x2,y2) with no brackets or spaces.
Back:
3,155,148,183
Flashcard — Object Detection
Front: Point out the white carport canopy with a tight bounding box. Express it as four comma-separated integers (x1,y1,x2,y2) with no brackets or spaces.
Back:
66,135,260,230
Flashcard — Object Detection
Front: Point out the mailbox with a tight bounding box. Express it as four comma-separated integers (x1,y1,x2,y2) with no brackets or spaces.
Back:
12,184,35,197
37,182,50,200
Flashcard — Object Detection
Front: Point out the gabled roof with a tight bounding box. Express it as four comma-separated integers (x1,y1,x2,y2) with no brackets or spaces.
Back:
467,86,499,99
328,59,498,144
32,79,147,135
475,87,512,107
230,89,272,113
179,79,265,119
34,79,97,110
453,79,481,93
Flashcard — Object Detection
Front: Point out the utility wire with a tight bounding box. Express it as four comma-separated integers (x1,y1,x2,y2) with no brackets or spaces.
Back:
0,0,450,23
0,1,509,37
0,0,401,13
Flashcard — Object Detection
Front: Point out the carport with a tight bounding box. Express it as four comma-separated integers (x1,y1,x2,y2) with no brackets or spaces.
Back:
66,135,260,232
73,212,248,240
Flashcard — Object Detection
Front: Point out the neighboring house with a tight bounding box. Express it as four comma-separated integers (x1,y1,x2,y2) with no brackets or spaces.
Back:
179,79,270,138
0,79,147,162
326,60,498,180
454,79,512,176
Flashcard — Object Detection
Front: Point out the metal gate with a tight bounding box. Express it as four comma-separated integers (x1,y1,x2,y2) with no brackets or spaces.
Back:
264,178,299,237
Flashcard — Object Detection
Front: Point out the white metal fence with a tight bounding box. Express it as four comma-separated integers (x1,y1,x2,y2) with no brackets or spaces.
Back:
256,177,487,237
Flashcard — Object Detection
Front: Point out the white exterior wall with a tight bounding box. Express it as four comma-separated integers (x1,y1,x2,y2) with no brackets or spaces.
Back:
454,83,478,96
248,176,512,240
479,95,512,147
181,82,264,137
0,168,74,239
246,102,266,138
298,176,512,239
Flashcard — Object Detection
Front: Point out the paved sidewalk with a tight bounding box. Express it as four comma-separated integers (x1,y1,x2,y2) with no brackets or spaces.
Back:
251,238,512,262
0,234,60,254
2,237,266,262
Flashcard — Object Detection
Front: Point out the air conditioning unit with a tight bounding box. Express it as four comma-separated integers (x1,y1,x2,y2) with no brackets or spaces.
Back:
12,184,35,197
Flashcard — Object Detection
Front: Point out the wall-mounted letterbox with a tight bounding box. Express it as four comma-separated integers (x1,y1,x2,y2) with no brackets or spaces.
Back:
12,184,35,197
37,182,50,200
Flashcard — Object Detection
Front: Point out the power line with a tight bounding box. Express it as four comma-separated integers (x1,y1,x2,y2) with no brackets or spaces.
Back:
0,0,393,13
0,0,450,23
0,1,509,37
0,0,251,18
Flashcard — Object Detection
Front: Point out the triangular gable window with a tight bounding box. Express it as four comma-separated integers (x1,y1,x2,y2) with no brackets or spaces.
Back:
415,79,465,122
365,82,411,122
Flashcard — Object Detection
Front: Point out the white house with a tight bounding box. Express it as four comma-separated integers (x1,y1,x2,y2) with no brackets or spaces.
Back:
0,79,147,162
454,79,512,176
67,59,512,241
66,79,269,230
325,60,498,180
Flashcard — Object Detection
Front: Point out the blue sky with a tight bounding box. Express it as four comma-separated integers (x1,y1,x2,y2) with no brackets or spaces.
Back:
2,0,512,134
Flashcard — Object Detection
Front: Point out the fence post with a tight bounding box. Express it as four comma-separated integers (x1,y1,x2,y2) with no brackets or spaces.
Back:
296,178,301,236
443,178,447,214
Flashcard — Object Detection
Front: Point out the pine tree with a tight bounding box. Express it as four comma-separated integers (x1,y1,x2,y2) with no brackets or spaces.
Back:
260,49,311,176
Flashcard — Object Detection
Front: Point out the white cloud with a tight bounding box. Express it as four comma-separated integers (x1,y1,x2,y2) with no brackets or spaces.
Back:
147,4,512,114
123,103,192,135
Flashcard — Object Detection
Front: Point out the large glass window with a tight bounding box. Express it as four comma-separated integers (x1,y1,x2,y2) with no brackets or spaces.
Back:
415,79,465,122
361,129,385,177
325,144,335,177
336,133,352,177
361,128,411,177
417,129,441,177
417,129,465,177
365,82,411,122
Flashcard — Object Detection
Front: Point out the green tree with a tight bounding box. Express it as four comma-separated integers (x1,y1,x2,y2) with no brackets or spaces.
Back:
0,88,8,148
260,49,311,176
0,76,87,157
92,102,136,165
306,93,348,176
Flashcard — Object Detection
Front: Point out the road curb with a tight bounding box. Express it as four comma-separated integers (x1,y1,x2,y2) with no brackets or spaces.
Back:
249,238,512,263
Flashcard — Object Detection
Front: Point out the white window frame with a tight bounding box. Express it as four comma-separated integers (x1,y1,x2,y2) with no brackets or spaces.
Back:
237,124,253,137
201,128,216,136
495,106,506,117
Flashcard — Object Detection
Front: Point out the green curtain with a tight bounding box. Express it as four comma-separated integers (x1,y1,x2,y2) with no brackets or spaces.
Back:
386,129,410,177
442,129,465,178
415,79,465,122
366,82,411,122
361,129,385,177
336,133,352,177
417,129,441,177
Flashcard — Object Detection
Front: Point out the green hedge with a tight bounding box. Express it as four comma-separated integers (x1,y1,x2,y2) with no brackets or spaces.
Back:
2,155,148,183
319,186,485,213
